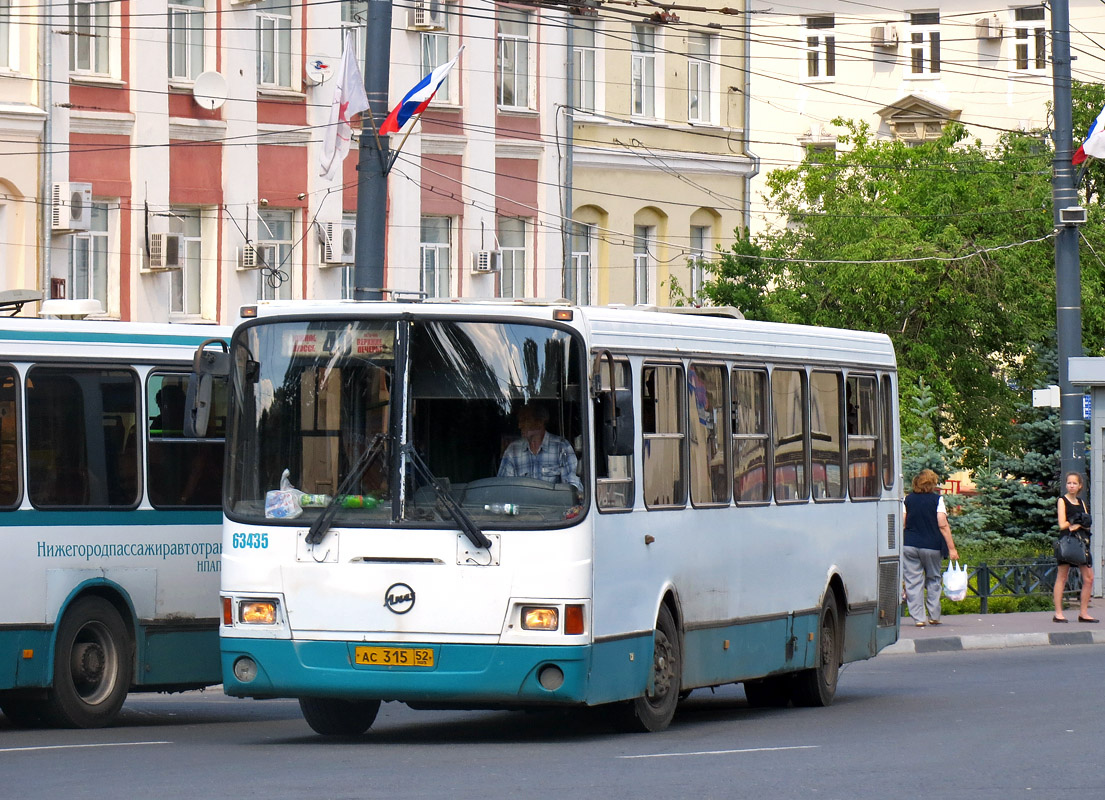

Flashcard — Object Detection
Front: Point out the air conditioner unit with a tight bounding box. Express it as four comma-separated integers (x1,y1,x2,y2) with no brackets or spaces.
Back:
145,232,182,271
975,16,1003,40
408,0,446,31
322,222,356,265
238,243,275,270
51,182,93,232
472,250,500,274
870,24,899,49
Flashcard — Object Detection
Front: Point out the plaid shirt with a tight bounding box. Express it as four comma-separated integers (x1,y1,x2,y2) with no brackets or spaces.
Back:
498,432,581,490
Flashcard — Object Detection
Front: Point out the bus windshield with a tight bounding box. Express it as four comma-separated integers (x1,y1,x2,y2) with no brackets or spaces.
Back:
226,317,586,527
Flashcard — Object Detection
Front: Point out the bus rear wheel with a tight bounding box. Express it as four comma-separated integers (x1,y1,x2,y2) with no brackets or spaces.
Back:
791,596,841,708
299,697,381,736
44,596,132,728
616,605,681,732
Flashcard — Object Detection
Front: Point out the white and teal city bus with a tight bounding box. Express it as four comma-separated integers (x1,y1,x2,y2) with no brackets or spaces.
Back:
207,300,901,734
0,312,229,728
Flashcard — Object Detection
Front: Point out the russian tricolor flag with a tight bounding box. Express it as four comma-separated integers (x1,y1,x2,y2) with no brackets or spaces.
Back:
1073,104,1105,165
380,49,463,136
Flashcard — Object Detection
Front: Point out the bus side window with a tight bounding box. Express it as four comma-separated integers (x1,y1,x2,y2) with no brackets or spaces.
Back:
688,363,729,506
810,371,844,500
880,375,895,491
595,358,634,511
27,367,139,508
732,368,769,503
148,372,225,508
771,368,808,502
0,366,19,508
847,375,879,499
642,364,686,509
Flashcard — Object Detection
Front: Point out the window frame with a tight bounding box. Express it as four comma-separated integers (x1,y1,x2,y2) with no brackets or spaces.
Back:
687,361,730,508
1012,6,1047,73
731,366,771,506
595,355,634,513
69,201,110,312
498,217,528,299
419,215,452,299
257,208,294,301
256,0,293,90
809,369,845,502
771,366,809,504
0,364,20,509
641,362,687,510
572,18,597,114
168,207,204,319
167,0,205,82
569,221,594,305
0,0,14,71
686,31,715,123
908,11,941,77
70,0,114,77
631,24,657,119
805,15,836,81
633,224,655,305
496,9,532,109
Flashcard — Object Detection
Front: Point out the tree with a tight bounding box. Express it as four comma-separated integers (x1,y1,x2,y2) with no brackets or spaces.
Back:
700,114,1105,466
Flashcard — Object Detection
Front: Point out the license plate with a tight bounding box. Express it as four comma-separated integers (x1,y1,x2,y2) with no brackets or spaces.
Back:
354,646,434,667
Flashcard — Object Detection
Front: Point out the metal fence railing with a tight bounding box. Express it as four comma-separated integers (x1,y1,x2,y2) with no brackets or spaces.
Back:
965,560,1084,613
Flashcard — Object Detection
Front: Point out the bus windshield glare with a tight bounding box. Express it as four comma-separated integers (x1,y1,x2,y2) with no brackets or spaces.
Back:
226,317,586,527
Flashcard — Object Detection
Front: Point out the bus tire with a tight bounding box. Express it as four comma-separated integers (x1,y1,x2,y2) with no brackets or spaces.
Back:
791,595,841,708
743,675,792,708
299,697,380,736
43,596,132,728
616,604,681,733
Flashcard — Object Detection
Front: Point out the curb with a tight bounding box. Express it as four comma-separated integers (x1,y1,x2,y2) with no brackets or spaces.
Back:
882,630,1105,655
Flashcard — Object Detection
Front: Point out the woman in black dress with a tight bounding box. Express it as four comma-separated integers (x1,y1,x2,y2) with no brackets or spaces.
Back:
1053,472,1097,623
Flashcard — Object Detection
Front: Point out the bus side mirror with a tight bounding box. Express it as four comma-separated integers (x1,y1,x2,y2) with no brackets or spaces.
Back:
600,388,634,456
185,338,229,438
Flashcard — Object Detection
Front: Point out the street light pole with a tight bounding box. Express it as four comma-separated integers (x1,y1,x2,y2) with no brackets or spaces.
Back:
1051,0,1085,479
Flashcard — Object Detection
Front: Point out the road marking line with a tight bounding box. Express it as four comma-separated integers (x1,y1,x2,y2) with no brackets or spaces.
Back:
0,741,171,754
619,745,818,759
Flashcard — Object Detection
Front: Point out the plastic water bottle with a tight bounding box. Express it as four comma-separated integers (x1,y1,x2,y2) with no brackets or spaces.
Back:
299,493,332,507
484,503,519,515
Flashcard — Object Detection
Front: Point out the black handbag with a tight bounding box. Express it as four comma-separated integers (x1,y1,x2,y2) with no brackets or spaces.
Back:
1055,532,1090,566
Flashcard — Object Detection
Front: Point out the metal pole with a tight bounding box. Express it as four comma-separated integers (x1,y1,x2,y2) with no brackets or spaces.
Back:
563,13,575,302
1051,0,1084,479
353,0,393,300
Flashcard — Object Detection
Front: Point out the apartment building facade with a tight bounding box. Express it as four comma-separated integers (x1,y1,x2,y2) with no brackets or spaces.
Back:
745,1,1105,233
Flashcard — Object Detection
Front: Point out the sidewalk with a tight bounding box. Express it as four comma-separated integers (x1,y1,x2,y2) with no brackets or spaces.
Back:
882,610,1105,655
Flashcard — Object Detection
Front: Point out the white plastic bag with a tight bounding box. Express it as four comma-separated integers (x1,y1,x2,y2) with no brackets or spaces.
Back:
942,560,968,602
264,468,304,519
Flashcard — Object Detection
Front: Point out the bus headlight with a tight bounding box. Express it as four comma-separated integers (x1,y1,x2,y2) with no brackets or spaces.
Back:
521,606,559,631
239,600,278,625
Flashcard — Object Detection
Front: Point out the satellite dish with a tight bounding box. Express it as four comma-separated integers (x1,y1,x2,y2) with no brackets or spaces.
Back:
192,71,228,111
305,57,332,86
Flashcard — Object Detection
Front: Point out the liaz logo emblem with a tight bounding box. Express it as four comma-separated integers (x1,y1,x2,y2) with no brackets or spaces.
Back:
384,583,416,614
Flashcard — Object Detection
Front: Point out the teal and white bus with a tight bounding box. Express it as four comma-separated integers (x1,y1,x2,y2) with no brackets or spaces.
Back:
206,300,901,734
0,314,229,728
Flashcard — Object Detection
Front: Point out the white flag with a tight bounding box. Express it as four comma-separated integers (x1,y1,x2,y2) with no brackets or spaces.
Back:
319,32,369,181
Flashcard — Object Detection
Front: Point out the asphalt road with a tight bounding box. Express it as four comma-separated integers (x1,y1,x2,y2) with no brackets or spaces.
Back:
2,644,1102,800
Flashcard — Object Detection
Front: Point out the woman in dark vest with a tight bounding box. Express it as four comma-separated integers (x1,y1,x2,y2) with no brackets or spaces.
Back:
902,469,958,627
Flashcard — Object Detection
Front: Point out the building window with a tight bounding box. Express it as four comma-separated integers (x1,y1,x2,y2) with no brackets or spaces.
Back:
499,217,527,299
909,12,940,76
687,32,714,122
689,224,710,297
257,0,292,89
421,7,452,102
0,0,12,69
168,0,204,81
69,202,109,310
633,224,654,304
569,222,593,305
497,9,530,108
342,0,367,71
258,209,293,301
806,16,835,79
420,216,451,298
169,209,203,317
70,0,112,75
631,24,656,118
1013,7,1046,71
572,19,596,113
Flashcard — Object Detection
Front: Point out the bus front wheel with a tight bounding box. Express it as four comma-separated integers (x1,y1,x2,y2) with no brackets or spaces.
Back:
44,596,132,728
299,697,381,736
616,604,681,732
791,596,841,708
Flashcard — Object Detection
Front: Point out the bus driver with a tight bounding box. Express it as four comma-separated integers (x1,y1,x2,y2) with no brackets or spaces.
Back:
498,401,582,493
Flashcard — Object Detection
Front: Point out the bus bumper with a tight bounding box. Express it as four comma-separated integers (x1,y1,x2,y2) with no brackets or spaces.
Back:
221,638,592,705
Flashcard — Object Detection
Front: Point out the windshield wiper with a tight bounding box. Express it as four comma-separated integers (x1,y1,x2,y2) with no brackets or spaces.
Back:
403,444,492,550
304,433,388,546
